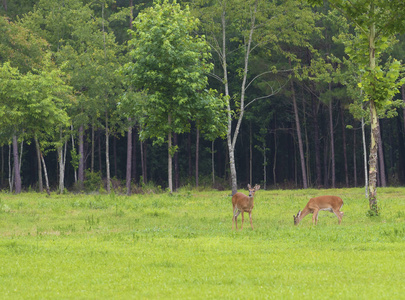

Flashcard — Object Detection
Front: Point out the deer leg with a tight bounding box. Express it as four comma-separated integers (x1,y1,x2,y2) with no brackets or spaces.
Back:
333,210,343,224
233,209,240,230
249,211,254,230
313,209,319,225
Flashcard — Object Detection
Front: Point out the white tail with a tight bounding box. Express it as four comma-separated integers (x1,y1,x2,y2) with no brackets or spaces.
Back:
232,184,260,230
293,195,344,225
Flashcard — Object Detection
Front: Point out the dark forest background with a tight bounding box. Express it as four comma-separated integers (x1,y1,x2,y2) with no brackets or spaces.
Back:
1,0,405,193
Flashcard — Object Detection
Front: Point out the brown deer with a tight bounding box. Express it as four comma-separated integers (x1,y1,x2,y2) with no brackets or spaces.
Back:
232,184,260,230
293,195,344,225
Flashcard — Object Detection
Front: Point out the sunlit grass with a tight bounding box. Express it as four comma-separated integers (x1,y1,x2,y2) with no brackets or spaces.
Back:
0,188,404,299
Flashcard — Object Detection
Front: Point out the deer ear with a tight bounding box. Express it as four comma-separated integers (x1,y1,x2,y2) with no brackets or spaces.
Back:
256,185,260,190
247,184,251,189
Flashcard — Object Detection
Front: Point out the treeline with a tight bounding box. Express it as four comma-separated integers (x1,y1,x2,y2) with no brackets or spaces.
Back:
1,0,405,195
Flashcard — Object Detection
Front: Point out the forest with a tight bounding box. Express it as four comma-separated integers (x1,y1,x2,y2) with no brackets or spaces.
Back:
1,0,405,201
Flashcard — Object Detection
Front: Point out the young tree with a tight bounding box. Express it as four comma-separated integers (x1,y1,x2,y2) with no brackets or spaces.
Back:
23,0,122,193
191,90,227,188
0,16,49,193
123,0,217,192
194,0,319,193
308,0,405,213
0,61,70,194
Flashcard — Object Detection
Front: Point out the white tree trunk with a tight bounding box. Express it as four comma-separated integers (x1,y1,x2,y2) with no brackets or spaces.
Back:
41,153,51,195
106,112,111,193
168,114,173,193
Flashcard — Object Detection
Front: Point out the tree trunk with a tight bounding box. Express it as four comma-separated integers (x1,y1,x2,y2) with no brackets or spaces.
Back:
340,104,349,187
128,2,134,189
290,77,308,189
402,85,405,133
41,153,51,195
129,0,133,29
249,122,253,185
377,119,386,187
113,136,117,178
328,84,336,188
273,130,277,186
293,131,298,187
311,90,322,187
226,0,258,195
262,134,267,190
353,128,358,187
71,125,77,183
8,144,12,192
144,143,148,181
140,139,145,184
78,124,84,189
12,135,21,194
174,133,179,190
195,127,200,188
132,128,137,181
303,94,311,187
126,122,132,196
401,84,405,132
98,129,102,173
188,131,192,178
369,100,379,211
220,2,235,194
362,114,369,197
57,139,67,194
35,135,43,193
91,125,95,173
211,140,215,185
367,19,379,213
1,146,3,187
105,112,111,193
323,136,329,187
168,114,173,193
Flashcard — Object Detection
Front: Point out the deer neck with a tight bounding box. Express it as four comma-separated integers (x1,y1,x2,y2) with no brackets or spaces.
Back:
248,196,254,207
299,207,311,221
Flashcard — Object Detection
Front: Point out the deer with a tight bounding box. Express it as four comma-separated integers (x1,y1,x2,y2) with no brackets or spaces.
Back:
293,195,344,225
232,184,260,230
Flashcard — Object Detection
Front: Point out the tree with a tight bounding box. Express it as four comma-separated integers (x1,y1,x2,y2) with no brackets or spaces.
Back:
23,0,122,193
191,90,227,188
194,0,319,194
308,0,405,214
123,0,217,192
0,16,49,193
0,60,70,194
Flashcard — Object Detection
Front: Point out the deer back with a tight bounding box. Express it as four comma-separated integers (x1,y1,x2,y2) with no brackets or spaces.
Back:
308,195,343,210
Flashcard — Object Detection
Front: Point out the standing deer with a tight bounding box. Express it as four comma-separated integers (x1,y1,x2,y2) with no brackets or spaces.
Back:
293,195,344,225
232,184,260,230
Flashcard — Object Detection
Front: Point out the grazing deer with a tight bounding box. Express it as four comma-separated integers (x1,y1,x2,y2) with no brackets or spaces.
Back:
232,184,260,230
293,195,344,225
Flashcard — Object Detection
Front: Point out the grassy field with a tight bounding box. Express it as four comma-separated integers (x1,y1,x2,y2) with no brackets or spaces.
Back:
0,187,404,299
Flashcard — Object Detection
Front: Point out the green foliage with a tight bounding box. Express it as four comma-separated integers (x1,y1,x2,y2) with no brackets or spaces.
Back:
1,188,405,298
84,170,103,192
358,58,405,110
0,58,71,142
0,16,48,72
123,0,216,142
311,0,405,110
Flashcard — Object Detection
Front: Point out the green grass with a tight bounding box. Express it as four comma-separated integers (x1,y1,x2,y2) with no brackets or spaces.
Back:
0,188,404,299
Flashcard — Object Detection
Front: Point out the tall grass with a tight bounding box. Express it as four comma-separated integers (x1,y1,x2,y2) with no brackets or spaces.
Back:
0,188,404,299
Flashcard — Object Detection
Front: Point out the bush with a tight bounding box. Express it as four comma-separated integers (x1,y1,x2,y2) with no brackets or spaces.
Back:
84,170,103,193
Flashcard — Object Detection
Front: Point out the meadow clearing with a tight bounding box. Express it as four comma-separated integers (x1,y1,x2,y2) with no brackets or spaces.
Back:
0,187,404,299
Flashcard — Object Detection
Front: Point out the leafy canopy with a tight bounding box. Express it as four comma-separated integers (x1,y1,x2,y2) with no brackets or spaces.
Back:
124,0,214,142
